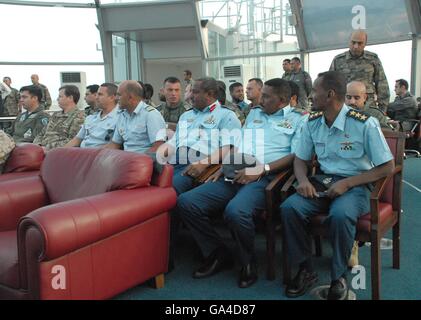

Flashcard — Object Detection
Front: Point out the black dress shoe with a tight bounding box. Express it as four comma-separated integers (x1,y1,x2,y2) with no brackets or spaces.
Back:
193,248,233,279
238,263,258,288
285,268,318,298
327,277,348,300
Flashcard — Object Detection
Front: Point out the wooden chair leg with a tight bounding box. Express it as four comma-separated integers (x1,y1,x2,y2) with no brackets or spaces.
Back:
153,274,165,289
371,234,381,300
393,222,400,269
314,236,322,257
266,221,276,281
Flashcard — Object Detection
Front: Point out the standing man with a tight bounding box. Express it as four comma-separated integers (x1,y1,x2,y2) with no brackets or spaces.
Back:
330,30,390,112
106,80,166,153
66,83,119,148
345,81,392,129
177,78,308,288
183,69,194,105
30,74,52,110
0,80,11,117
2,77,20,117
0,130,15,173
290,57,312,110
9,85,50,143
387,79,418,127
156,77,191,130
229,82,248,111
282,59,293,80
33,85,85,150
84,84,100,116
280,71,394,300
243,78,264,118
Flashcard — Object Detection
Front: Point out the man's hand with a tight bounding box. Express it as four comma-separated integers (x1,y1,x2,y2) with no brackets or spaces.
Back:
296,180,317,199
233,165,264,185
205,167,223,183
326,179,351,199
182,163,209,179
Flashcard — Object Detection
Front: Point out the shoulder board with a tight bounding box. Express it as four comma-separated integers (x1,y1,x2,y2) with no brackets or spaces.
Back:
364,50,378,58
145,105,156,112
346,109,370,123
335,52,346,59
308,111,323,121
292,108,309,116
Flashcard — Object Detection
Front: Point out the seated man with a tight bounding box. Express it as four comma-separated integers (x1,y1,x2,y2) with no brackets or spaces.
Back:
106,80,166,153
156,77,191,131
65,83,119,148
216,80,245,125
345,81,393,129
9,85,50,143
84,84,100,116
0,129,15,173
229,82,248,111
33,85,85,150
176,78,307,288
387,79,418,130
280,71,394,300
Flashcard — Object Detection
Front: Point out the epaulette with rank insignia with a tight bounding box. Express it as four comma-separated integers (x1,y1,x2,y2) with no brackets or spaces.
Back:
292,107,309,116
346,109,370,123
308,111,323,121
145,105,156,112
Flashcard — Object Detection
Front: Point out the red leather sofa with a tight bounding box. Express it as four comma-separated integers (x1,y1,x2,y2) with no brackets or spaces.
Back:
0,143,44,183
0,147,176,300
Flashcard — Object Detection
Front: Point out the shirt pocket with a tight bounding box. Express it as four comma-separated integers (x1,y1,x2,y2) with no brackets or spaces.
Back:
272,125,294,146
335,141,364,159
314,141,328,159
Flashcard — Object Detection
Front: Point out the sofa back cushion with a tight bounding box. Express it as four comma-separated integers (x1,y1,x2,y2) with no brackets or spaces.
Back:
4,143,45,174
41,148,153,203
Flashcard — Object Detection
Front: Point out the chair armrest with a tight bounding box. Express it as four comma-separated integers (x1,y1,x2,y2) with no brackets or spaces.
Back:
0,176,48,231
19,187,176,260
281,173,297,200
265,169,292,200
195,164,222,185
152,164,174,188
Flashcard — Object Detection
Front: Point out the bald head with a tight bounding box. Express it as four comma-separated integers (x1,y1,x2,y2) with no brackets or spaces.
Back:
349,30,367,57
117,80,144,111
345,81,367,110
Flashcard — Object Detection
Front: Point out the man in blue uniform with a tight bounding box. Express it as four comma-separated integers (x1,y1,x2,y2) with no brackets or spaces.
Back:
280,71,394,300
65,83,119,148
176,78,308,288
107,80,166,153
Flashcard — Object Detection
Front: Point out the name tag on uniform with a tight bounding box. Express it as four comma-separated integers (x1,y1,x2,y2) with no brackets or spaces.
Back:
340,141,354,150
277,120,293,129
253,120,263,124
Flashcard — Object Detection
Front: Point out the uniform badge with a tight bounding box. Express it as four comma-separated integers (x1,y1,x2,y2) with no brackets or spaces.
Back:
253,120,263,124
340,141,354,151
204,115,216,125
347,110,369,122
277,120,293,129
187,118,194,123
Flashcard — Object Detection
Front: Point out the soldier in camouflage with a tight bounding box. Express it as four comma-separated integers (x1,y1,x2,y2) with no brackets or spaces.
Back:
0,129,15,173
156,77,191,131
31,74,52,110
290,57,312,110
2,77,20,116
9,85,50,143
84,84,100,116
282,59,293,81
330,30,390,112
33,85,85,150
216,80,245,125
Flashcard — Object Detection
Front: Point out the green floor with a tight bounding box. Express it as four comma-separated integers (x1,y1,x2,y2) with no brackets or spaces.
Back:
116,157,421,300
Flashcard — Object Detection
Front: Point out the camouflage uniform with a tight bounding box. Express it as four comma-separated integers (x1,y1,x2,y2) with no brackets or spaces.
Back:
330,50,390,112
362,102,391,129
35,83,52,110
282,72,292,81
84,105,99,117
10,106,50,143
222,103,245,125
156,101,191,124
0,130,15,173
33,107,85,150
3,87,19,116
290,70,312,110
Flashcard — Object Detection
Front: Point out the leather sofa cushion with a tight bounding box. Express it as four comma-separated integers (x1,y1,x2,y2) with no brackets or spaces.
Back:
41,148,153,203
4,144,44,174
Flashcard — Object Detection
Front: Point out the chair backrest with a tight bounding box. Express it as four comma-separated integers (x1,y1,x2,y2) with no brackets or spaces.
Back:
380,131,405,204
3,143,44,174
41,148,153,204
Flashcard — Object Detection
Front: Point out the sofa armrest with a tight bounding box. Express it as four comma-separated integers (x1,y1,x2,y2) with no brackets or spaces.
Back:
0,176,48,231
4,143,45,173
152,164,174,188
19,186,176,260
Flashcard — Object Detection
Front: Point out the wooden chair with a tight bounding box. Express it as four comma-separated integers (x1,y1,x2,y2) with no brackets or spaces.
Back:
280,130,405,299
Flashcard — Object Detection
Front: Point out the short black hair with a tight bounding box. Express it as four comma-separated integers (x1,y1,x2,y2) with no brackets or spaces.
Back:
216,81,227,104
20,85,42,102
264,78,291,103
3,76,11,82
396,79,409,90
100,83,118,96
248,78,264,88
137,81,146,98
86,84,99,94
229,82,243,93
283,59,291,63
144,83,154,100
196,77,218,99
291,57,301,63
317,71,347,101
164,77,181,85
59,85,80,104
184,70,192,76
288,80,300,99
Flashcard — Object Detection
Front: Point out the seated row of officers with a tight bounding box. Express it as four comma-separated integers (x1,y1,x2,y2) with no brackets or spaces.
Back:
6,73,394,300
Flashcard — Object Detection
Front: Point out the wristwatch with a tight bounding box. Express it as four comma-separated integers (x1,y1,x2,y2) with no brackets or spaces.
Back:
264,164,270,175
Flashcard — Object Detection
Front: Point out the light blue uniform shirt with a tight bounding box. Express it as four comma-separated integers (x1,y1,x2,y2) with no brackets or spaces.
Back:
112,101,166,154
77,107,119,148
296,104,394,177
237,106,308,164
168,101,241,156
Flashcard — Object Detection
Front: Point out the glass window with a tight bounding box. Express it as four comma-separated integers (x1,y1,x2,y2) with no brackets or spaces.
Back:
302,0,411,50
112,35,128,82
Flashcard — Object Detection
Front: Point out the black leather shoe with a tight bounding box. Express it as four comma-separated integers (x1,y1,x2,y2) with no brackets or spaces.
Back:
285,269,318,298
327,277,348,300
193,247,233,279
238,263,258,288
